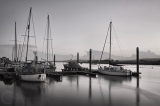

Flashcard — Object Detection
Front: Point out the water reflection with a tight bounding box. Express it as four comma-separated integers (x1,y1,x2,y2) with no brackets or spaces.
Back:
14,81,46,106
97,75,132,106
48,77,62,84
89,76,92,99
98,74,132,84
0,77,13,85
0,71,160,106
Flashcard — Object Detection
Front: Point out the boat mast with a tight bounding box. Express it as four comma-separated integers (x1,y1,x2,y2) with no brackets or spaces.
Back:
25,7,32,62
14,21,17,62
47,15,50,62
109,21,112,66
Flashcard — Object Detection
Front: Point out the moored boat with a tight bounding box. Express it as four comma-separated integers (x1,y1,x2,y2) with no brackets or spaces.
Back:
15,7,46,82
16,51,46,82
98,65,132,76
63,60,88,71
98,21,132,76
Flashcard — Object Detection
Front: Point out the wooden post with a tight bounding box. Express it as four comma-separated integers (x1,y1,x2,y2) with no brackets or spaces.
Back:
54,54,55,71
89,49,92,73
136,47,139,88
77,52,79,63
136,47,139,75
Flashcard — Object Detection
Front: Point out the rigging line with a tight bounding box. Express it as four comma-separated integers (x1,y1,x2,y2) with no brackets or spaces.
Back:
10,24,14,61
19,18,28,61
112,24,125,60
45,43,47,61
51,34,54,61
112,24,129,69
20,22,28,60
31,12,37,51
41,20,48,61
17,44,21,61
20,12,31,61
12,46,15,61
20,22,28,61
112,25,123,58
98,24,110,67
49,21,54,61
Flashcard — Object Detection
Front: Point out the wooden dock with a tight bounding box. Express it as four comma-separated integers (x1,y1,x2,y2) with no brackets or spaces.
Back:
0,69,139,80
46,70,97,78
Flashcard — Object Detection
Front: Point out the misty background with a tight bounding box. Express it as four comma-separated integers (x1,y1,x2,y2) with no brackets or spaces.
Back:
0,44,160,61
1,0,160,60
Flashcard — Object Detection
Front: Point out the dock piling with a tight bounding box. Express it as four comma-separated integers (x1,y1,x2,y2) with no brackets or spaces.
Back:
89,49,92,73
136,47,139,76
54,54,55,71
136,47,139,88
77,52,79,63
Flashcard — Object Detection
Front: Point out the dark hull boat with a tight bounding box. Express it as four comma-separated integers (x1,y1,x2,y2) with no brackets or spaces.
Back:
62,61,88,71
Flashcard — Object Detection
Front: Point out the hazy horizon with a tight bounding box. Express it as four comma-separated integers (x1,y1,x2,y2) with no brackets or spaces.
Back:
1,44,160,61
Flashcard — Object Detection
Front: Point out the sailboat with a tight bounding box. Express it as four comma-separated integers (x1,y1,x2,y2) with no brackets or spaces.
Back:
41,14,56,73
98,21,132,76
15,7,46,82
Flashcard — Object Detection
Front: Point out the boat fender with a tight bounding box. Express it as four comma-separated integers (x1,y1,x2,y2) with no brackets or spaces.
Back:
38,75,41,79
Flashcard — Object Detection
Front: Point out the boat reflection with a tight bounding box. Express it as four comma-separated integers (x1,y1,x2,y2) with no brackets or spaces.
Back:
98,74,132,85
0,77,13,85
65,75,79,87
88,75,135,106
15,81,46,106
47,77,62,84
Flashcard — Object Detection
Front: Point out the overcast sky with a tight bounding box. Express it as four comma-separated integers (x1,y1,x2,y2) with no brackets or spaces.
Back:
0,0,160,57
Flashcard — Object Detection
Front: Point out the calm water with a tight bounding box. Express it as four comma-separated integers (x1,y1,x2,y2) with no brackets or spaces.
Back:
0,63,160,106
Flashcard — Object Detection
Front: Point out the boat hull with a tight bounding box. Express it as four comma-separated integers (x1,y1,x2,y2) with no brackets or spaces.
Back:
98,69,132,76
20,74,46,82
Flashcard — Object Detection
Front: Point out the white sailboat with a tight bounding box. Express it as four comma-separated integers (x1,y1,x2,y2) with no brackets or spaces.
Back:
17,51,46,82
98,21,132,76
15,7,46,82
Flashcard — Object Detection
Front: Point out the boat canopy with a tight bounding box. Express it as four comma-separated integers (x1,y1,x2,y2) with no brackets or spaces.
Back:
68,61,83,68
19,62,45,74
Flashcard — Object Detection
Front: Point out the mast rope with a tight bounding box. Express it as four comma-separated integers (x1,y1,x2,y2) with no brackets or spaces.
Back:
112,24,130,69
49,21,54,61
20,19,28,61
112,25,125,60
98,24,110,67
31,13,37,51
41,21,47,61
18,18,27,62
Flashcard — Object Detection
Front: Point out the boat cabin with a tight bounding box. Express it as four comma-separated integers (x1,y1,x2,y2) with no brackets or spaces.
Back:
20,62,45,74
103,66,125,71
